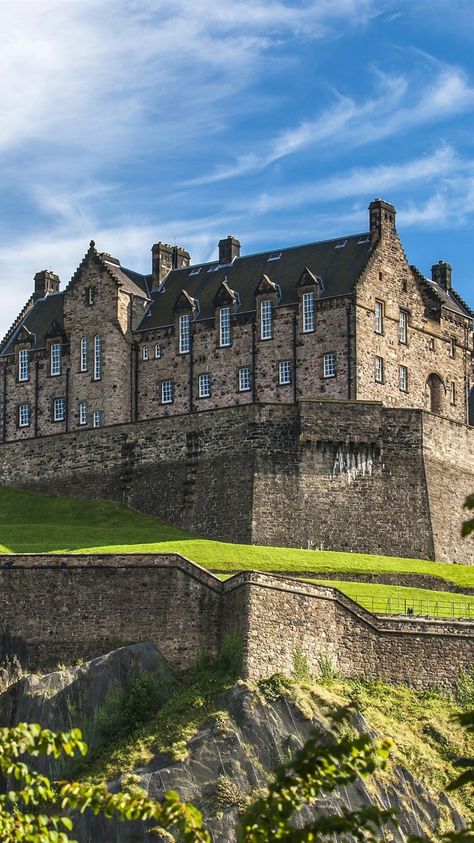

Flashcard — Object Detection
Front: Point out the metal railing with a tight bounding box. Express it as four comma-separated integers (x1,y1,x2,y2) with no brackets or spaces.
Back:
352,594,474,620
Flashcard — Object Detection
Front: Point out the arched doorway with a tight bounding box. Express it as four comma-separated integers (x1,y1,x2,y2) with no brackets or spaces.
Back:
426,373,445,414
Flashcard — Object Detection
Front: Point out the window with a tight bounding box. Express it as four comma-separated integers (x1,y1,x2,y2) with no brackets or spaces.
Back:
399,310,408,344
79,401,88,426
142,346,149,361
18,349,29,382
267,252,282,262
302,292,315,333
450,337,456,358
50,343,61,376
239,366,251,392
374,300,384,334
19,403,30,428
399,365,408,393
92,410,102,428
375,356,384,383
260,300,272,340
450,382,456,405
219,307,231,347
279,360,292,385
429,337,435,351
179,314,190,354
93,335,101,380
323,353,336,379
198,373,210,398
80,337,88,372
154,344,161,359
85,287,95,306
53,397,65,422
161,380,173,404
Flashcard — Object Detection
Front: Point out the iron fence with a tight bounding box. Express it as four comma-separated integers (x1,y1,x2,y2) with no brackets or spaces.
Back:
352,595,474,619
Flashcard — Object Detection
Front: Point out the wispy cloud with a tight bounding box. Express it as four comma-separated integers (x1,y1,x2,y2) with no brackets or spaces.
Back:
188,62,474,185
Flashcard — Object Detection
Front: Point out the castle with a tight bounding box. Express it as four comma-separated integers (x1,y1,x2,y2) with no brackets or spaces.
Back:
0,199,473,564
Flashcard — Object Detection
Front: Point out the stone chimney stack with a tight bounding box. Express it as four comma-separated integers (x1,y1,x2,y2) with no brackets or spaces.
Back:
431,261,452,290
218,236,241,264
369,199,397,246
34,270,60,299
151,243,190,289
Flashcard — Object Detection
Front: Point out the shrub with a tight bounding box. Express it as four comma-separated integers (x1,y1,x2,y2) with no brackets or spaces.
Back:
218,633,244,678
292,647,311,681
456,666,474,707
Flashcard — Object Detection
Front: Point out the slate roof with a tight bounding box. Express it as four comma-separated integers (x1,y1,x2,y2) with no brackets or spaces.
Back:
0,293,64,355
136,232,373,331
424,279,473,318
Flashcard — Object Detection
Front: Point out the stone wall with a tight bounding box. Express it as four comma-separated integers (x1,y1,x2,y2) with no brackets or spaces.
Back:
1,554,473,691
0,400,472,562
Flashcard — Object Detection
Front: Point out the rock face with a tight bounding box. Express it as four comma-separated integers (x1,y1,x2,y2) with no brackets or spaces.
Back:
0,645,466,842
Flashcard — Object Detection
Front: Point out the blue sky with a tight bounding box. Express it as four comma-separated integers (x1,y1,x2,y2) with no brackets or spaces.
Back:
1,0,474,336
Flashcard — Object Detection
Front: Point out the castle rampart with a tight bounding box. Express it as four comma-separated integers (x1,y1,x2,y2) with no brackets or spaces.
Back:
1,553,473,691
0,401,472,563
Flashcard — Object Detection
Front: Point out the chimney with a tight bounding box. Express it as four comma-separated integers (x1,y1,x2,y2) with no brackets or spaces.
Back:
34,270,60,299
218,236,240,264
431,260,452,290
369,199,396,245
151,243,190,289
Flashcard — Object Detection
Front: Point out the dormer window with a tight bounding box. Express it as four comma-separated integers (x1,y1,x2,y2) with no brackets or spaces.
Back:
219,307,231,347
179,314,190,354
260,300,272,340
50,343,61,376
302,292,315,333
18,349,29,382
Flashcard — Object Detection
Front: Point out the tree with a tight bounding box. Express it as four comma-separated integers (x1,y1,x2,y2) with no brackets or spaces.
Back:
462,494,474,538
0,722,209,842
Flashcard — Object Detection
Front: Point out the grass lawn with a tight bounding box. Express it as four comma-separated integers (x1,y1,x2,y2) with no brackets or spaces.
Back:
1,486,473,602
310,579,474,618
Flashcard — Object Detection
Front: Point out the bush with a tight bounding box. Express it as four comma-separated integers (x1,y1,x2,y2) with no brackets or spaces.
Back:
456,666,474,707
292,647,311,681
218,633,244,678
258,673,294,703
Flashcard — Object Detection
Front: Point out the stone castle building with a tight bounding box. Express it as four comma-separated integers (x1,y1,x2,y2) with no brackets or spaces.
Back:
0,199,473,566
0,198,473,439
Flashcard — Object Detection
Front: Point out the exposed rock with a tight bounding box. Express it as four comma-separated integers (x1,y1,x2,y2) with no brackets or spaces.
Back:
0,647,466,842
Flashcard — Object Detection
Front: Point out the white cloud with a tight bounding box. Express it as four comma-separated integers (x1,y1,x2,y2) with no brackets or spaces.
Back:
189,62,474,185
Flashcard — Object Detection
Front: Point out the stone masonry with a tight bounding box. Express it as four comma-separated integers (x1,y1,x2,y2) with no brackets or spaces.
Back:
0,552,473,692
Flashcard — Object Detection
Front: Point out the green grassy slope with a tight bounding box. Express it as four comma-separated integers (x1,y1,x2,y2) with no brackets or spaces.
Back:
1,486,473,611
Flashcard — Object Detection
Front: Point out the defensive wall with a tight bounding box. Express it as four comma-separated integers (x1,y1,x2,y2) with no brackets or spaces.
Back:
0,553,473,692
0,400,472,563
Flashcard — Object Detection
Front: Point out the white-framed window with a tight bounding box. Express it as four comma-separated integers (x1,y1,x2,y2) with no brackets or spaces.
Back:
323,352,336,379
375,356,384,383
80,337,88,372
450,381,456,405
278,360,292,385
302,291,315,333
399,310,408,344
374,300,384,334
93,335,101,380
161,380,173,404
86,287,95,306
219,307,231,347
154,343,161,359
18,349,29,382
179,314,190,354
79,401,88,426
19,403,30,428
93,410,102,428
239,366,251,392
142,346,149,361
50,342,61,376
399,365,408,392
198,373,210,398
260,300,272,340
450,337,456,358
53,397,65,422
429,337,435,351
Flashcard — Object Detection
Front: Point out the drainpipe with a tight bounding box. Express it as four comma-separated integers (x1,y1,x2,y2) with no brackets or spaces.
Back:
347,299,352,399
2,365,7,442
65,367,70,433
292,309,297,404
252,321,257,403
34,359,40,437
189,327,194,413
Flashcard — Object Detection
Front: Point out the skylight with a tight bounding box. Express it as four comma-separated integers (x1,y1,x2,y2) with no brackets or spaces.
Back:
357,237,370,245
189,267,201,276
334,240,347,249
267,252,282,261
